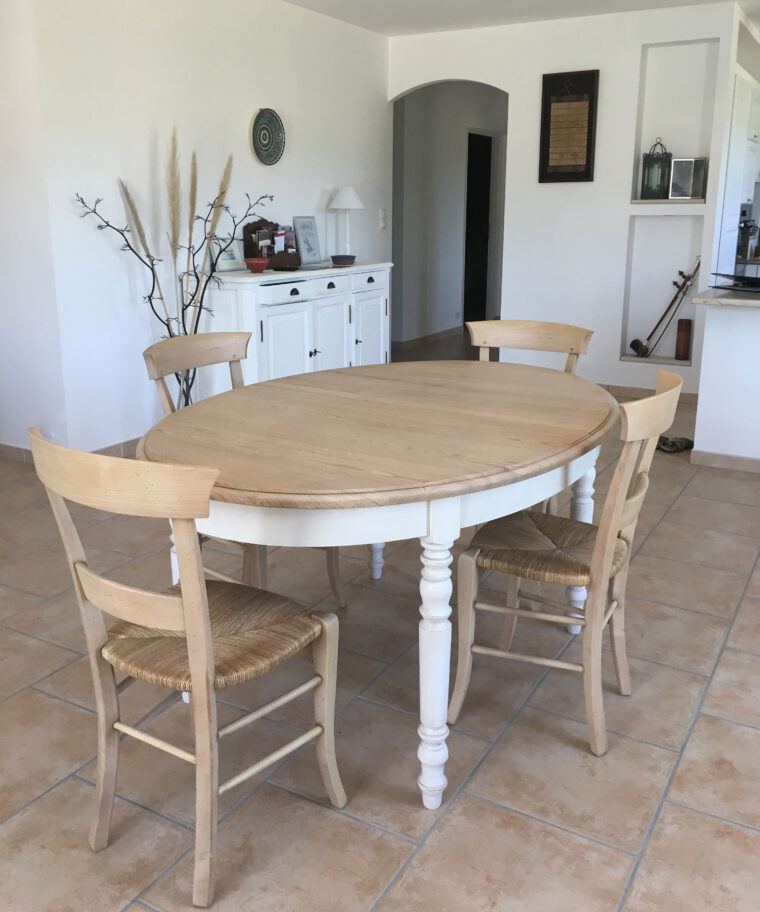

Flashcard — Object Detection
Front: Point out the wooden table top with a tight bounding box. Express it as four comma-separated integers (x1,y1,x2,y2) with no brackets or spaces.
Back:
139,361,618,509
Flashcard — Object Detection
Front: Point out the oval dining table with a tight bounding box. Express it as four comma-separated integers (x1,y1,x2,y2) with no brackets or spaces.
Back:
139,360,618,810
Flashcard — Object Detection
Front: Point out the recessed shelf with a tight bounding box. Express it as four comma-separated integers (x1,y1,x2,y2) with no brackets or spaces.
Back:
620,354,692,366
629,200,706,216
630,198,706,204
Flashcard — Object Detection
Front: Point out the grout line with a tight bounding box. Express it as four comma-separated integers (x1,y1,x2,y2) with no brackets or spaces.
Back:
699,710,760,734
0,621,84,656
0,771,81,827
663,798,760,834
72,773,195,833
130,845,194,909
30,684,97,715
0,653,84,705
463,790,638,856
613,548,760,911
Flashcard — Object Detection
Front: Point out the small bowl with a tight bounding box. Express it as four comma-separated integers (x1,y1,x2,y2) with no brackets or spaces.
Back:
331,254,356,267
244,257,269,273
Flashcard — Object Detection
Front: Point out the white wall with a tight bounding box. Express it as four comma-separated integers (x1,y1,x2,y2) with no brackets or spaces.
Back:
1,0,391,451
392,81,508,342
389,3,738,391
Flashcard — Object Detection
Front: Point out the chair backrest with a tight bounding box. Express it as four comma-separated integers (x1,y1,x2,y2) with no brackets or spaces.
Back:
465,320,593,373
143,332,252,416
586,370,683,618
28,427,220,692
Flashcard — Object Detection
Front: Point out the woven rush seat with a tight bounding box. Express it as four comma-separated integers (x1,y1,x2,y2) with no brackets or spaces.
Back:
472,510,628,587
103,581,321,691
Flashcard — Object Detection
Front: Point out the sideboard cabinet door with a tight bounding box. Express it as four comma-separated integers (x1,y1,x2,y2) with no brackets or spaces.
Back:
313,295,351,372
259,301,311,380
352,290,388,366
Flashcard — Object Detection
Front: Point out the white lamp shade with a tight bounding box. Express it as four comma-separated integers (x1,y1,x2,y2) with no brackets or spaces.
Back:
329,186,364,210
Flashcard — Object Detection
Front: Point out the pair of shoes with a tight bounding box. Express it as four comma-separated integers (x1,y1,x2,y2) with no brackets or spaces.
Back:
656,435,693,453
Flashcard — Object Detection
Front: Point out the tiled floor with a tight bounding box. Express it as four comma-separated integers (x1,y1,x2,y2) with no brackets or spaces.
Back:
1,396,759,911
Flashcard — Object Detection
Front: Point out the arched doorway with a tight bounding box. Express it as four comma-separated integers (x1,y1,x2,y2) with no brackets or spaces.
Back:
391,80,509,361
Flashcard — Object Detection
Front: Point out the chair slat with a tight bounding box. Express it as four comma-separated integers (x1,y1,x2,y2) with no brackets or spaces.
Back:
143,332,251,383
76,562,186,632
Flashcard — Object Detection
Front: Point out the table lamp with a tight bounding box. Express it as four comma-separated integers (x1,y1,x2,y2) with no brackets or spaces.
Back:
328,186,364,255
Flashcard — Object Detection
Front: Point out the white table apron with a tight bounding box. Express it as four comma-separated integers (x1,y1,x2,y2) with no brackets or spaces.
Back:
176,446,599,810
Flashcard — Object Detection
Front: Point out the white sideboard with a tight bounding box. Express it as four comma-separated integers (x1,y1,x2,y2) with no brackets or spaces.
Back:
196,262,391,397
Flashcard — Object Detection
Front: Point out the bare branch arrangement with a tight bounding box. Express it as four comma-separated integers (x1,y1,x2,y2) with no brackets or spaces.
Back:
76,130,272,406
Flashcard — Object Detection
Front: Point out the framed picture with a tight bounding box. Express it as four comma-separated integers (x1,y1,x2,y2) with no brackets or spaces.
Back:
293,216,322,265
669,158,707,200
539,70,599,183
210,237,245,271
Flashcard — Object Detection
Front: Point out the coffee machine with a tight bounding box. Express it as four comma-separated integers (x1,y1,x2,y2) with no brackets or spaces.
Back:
736,203,758,268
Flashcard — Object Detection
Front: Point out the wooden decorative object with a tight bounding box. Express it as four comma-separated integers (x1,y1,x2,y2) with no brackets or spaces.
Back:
675,318,692,360
539,70,599,183
242,218,300,270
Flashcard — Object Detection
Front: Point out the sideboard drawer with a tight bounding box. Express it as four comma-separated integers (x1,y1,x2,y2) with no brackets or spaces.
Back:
258,279,312,306
313,274,351,296
351,270,388,291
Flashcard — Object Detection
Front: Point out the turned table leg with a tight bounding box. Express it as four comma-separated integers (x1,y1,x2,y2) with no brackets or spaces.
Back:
417,536,453,810
370,543,385,580
566,466,596,635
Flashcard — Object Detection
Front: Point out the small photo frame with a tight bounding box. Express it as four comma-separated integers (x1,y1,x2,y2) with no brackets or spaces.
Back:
210,237,245,271
293,216,322,264
669,158,707,200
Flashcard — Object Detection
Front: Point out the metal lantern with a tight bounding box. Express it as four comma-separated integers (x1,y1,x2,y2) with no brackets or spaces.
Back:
641,137,672,199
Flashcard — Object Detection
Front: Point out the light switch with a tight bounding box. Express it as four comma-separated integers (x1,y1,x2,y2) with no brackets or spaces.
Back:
378,208,387,230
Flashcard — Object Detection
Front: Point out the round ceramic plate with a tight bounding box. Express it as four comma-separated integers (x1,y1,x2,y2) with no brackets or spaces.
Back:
251,108,285,165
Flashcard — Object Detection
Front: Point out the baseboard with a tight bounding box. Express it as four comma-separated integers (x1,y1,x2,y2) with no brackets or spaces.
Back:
690,449,760,474
0,436,141,465
392,325,463,350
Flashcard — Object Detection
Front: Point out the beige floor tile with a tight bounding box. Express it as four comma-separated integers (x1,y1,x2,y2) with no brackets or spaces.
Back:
144,783,411,912
669,714,760,827
468,707,674,852
363,613,565,741
0,502,65,553
35,656,170,722
0,626,79,698
0,543,128,598
624,597,728,675
623,802,760,912
314,584,419,662
106,548,175,591
79,701,293,825
81,513,172,556
0,688,95,819
0,777,191,912
264,546,366,605
632,462,697,506
728,596,760,655
702,648,760,728
684,466,760,508
640,522,759,575
221,648,386,729
666,495,760,539
377,793,631,912
0,582,43,620
349,538,431,600
4,587,86,652
529,643,704,750
627,554,745,618
271,698,487,840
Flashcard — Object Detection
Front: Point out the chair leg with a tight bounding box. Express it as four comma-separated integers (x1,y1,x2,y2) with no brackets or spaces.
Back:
499,575,520,652
582,623,608,757
448,548,479,725
312,613,347,808
89,657,120,852
242,543,268,589
191,689,219,908
325,547,346,609
609,570,632,696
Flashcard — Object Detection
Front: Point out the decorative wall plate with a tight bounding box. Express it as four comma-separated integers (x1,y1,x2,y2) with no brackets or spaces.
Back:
251,108,285,165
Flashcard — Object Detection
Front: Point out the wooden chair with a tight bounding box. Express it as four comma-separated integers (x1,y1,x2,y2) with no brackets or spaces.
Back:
143,332,347,608
448,370,682,756
29,428,346,907
466,319,593,373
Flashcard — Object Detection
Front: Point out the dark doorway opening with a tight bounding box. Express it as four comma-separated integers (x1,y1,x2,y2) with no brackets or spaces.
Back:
463,132,493,324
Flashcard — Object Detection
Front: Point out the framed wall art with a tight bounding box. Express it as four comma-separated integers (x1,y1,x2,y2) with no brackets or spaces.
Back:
210,237,245,271
538,70,599,183
293,216,323,265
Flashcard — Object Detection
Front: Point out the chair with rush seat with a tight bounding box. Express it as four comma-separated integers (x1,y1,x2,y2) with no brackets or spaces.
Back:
143,331,347,607
447,370,683,756
466,319,593,373
29,428,346,907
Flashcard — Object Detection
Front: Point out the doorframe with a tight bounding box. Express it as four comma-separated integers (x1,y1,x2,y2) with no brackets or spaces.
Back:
460,127,506,328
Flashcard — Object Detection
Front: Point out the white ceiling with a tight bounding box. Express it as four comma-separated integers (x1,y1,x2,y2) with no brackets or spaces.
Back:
283,0,760,36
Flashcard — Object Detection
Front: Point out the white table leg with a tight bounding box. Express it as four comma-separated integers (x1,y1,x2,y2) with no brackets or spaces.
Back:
169,525,191,704
566,466,596,635
370,542,385,579
417,536,453,810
